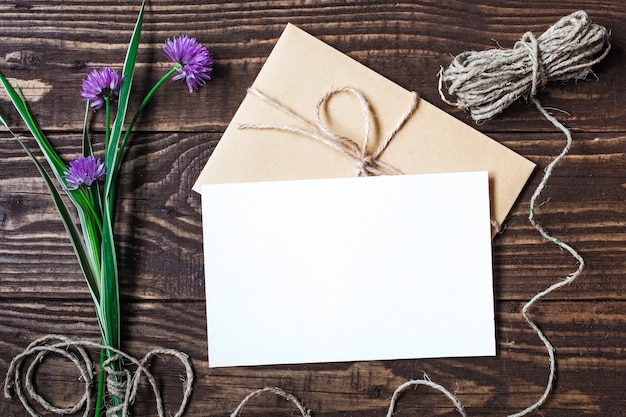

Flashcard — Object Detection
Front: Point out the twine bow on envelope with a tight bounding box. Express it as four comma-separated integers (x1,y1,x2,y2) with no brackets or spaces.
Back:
239,86,419,177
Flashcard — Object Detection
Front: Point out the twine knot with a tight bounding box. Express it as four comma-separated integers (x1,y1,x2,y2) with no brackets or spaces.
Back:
517,31,546,97
355,154,379,176
439,10,610,121
240,86,419,176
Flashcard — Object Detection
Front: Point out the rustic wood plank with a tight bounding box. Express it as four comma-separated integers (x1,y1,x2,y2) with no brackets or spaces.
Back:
0,1,623,133
1,1,625,416
0,300,624,417
1,132,623,301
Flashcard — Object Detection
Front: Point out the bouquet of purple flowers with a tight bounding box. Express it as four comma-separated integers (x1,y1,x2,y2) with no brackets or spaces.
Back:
0,1,212,415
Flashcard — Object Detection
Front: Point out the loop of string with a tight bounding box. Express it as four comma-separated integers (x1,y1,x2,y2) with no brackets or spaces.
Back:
230,387,311,417
230,377,467,417
240,86,419,177
240,87,516,233
385,378,466,417
437,10,610,417
4,334,194,417
240,87,508,233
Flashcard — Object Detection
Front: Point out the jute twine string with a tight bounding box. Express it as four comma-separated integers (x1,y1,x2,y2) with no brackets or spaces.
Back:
436,9,610,417
230,387,311,417
240,86,419,177
230,378,467,417
230,10,609,417
438,10,610,122
4,334,194,417
241,87,507,232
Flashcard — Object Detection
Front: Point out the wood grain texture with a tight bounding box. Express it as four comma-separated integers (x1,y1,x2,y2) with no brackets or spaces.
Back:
0,1,624,133
1,1,625,416
0,301,625,416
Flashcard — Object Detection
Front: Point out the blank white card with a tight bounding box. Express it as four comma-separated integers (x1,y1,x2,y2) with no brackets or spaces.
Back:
202,171,495,367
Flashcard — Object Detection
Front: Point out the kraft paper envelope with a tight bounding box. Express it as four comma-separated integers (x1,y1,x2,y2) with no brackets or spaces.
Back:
193,23,535,229
202,172,495,367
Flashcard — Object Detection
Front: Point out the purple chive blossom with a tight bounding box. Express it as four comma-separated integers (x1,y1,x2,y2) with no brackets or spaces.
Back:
80,67,123,111
162,35,213,93
64,156,106,190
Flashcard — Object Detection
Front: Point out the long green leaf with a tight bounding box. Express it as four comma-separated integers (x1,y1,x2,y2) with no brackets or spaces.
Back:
0,117,101,307
99,0,146,353
0,72,66,179
76,207,102,282
0,72,102,229
0,75,103,293
105,0,146,185
79,101,104,272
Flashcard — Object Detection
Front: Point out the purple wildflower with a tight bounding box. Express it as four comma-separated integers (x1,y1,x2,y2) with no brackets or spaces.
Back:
64,156,106,190
80,67,123,111
163,35,213,93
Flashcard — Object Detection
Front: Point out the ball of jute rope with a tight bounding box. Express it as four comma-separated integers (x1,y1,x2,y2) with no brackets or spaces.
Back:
439,10,610,121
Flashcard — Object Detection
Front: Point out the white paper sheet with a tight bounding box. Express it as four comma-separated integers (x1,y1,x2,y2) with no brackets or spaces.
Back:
202,172,495,367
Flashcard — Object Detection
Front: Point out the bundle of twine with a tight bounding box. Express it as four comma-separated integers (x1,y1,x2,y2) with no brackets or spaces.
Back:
439,10,610,121
438,9,611,417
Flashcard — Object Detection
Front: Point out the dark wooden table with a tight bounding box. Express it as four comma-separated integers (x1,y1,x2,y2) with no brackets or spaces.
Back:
1,1,624,416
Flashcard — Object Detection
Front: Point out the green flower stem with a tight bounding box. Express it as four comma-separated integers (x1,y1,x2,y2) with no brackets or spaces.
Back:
105,97,111,150
100,208,122,415
120,65,180,151
81,102,103,223
71,190,103,293
78,100,108,416
95,348,106,417
75,189,103,232
87,185,103,225
74,202,102,291
97,14,145,412
3,2,147,415
101,66,180,220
